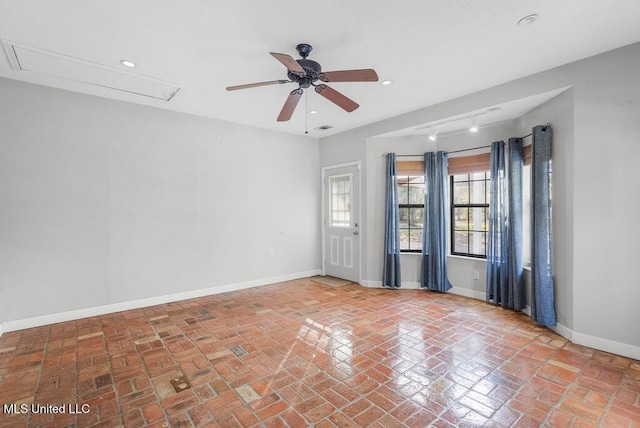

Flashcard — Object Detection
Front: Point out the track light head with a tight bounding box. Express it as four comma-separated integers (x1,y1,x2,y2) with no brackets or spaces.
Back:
469,117,479,133
428,126,437,142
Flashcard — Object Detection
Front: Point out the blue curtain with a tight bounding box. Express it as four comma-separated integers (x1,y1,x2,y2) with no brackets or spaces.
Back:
486,140,526,310
383,153,401,287
420,151,452,292
486,141,508,305
507,138,525,310
530,125,556,326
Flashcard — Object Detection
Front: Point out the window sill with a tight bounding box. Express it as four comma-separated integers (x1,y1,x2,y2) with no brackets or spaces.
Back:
447,255,487,262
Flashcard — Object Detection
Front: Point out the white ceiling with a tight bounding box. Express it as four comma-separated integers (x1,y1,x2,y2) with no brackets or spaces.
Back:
1,1,639,138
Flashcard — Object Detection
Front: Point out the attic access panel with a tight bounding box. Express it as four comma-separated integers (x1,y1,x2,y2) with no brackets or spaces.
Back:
1,40,180,101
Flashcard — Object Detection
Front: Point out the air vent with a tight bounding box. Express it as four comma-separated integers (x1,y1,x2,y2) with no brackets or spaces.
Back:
314,125,333,131
1,39,180,101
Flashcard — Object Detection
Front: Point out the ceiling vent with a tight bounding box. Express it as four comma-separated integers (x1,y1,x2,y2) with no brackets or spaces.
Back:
314,125,333,131
1,40,180,101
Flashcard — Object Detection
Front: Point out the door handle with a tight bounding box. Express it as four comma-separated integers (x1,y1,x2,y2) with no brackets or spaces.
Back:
353,231,359,235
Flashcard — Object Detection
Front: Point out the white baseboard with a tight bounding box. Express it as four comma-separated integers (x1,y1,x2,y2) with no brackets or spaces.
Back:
360,281,486,300
360,280,381,288
549,322,572,341
449,287,486,300
360,280,420,289
1,269,321,334
557,327,640,361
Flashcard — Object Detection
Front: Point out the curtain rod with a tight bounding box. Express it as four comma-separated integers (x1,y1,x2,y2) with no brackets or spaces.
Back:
383,133,533,158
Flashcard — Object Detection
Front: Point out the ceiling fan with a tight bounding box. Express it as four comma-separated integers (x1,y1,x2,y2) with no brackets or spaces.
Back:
226,43,378,122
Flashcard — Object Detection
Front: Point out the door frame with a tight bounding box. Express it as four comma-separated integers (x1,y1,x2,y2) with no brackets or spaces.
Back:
321,161,362,284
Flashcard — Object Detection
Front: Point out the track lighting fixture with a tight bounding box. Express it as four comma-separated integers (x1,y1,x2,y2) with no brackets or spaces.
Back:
428,126,437,142
469,117,479,133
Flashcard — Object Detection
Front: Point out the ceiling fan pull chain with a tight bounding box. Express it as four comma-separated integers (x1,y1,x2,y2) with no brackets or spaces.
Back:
305,90,309,134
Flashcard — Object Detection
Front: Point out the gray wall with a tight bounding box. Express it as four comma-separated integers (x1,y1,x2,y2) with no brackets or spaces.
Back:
320,42,640,355
0,78,321,322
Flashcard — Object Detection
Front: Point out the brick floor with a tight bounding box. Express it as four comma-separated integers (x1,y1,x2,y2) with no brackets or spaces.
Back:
0,278,639,427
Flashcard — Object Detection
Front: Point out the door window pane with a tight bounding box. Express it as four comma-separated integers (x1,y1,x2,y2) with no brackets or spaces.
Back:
329,175,351,227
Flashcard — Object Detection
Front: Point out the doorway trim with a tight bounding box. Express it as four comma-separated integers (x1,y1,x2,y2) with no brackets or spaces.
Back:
321,161,362,284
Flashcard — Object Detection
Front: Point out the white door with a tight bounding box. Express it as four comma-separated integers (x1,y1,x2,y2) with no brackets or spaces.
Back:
323,164,360,282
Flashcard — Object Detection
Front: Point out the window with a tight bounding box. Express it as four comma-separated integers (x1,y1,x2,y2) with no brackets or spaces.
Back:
329,175,351,227
451,172,490,258
397,174,425,252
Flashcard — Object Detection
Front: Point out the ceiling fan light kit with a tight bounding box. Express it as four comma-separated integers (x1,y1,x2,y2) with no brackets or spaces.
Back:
226,43,378,122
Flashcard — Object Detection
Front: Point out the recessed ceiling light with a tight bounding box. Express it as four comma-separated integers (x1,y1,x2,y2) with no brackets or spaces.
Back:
309,110,317,115
120,60,136,68
381,80,392,86
517,14,539,27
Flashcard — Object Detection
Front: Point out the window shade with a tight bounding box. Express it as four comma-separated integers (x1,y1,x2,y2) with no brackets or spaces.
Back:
523,144,532,166
448,153,491,175
398,146,531,176
397,160,424,176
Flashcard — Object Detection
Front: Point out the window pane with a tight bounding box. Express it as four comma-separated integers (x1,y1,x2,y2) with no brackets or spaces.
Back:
470,180,486,204
469,207,487,232
454,231,469,254
454,208,468,230
409,229,423,251
470,172,486,181
397,182,409,205
453,174,469,182
408,184,425,205
399,229,409,251
470,231,487,256
453,182,469,204
409,207,424,228
399,207,409,228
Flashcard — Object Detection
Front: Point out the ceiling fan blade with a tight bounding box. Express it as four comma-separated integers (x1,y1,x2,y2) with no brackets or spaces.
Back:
277,88,303,122
270,52,306,74
314,84,359,112
319,69,379,83
226,80,291,91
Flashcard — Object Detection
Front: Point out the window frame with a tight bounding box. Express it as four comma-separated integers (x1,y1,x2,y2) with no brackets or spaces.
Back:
397,174,425,253
450,173,490,259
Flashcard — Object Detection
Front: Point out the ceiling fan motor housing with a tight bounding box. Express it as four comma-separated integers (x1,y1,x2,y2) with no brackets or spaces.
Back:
289,59,322,87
